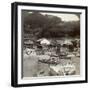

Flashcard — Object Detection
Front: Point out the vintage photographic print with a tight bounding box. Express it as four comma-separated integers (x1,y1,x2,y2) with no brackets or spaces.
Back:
11,2,87,87
22,11,80,78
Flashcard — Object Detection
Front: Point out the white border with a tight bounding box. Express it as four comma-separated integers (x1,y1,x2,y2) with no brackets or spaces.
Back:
18,5,86,84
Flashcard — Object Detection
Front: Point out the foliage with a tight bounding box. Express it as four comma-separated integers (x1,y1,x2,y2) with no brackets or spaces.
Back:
22,11,80,38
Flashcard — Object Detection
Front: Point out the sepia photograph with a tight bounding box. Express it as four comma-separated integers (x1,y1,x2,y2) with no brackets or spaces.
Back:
11,2,87,87
22,11,80,78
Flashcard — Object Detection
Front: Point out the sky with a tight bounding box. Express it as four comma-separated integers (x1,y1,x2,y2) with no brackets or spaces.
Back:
41,12,80,21
28,11,80,21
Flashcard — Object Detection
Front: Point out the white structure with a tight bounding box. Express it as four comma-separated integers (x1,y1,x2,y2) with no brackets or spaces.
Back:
37,38,50,45
63,40,72,45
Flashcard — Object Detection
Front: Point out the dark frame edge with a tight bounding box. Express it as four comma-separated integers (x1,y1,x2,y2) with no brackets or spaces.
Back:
13,80,87,87
12,2,87,9
85,6,88,83
11,2,18,87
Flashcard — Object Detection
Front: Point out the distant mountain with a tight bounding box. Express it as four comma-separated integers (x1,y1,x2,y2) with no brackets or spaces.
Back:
22,11,80,38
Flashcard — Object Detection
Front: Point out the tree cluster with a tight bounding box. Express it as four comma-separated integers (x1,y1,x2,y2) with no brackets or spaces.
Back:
22,11,80,38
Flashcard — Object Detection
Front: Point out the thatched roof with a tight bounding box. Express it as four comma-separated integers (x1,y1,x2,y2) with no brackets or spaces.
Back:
24,40,34,44
37,38,50,45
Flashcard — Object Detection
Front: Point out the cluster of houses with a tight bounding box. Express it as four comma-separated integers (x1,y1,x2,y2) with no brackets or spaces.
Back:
24,37,80,61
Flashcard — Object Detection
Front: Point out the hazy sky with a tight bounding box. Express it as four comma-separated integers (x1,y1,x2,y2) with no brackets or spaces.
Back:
41,13,79,21
28,12,80,21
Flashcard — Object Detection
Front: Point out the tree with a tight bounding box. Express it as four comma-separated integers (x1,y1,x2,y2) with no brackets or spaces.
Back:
23,11,80,38
23,11,62,38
